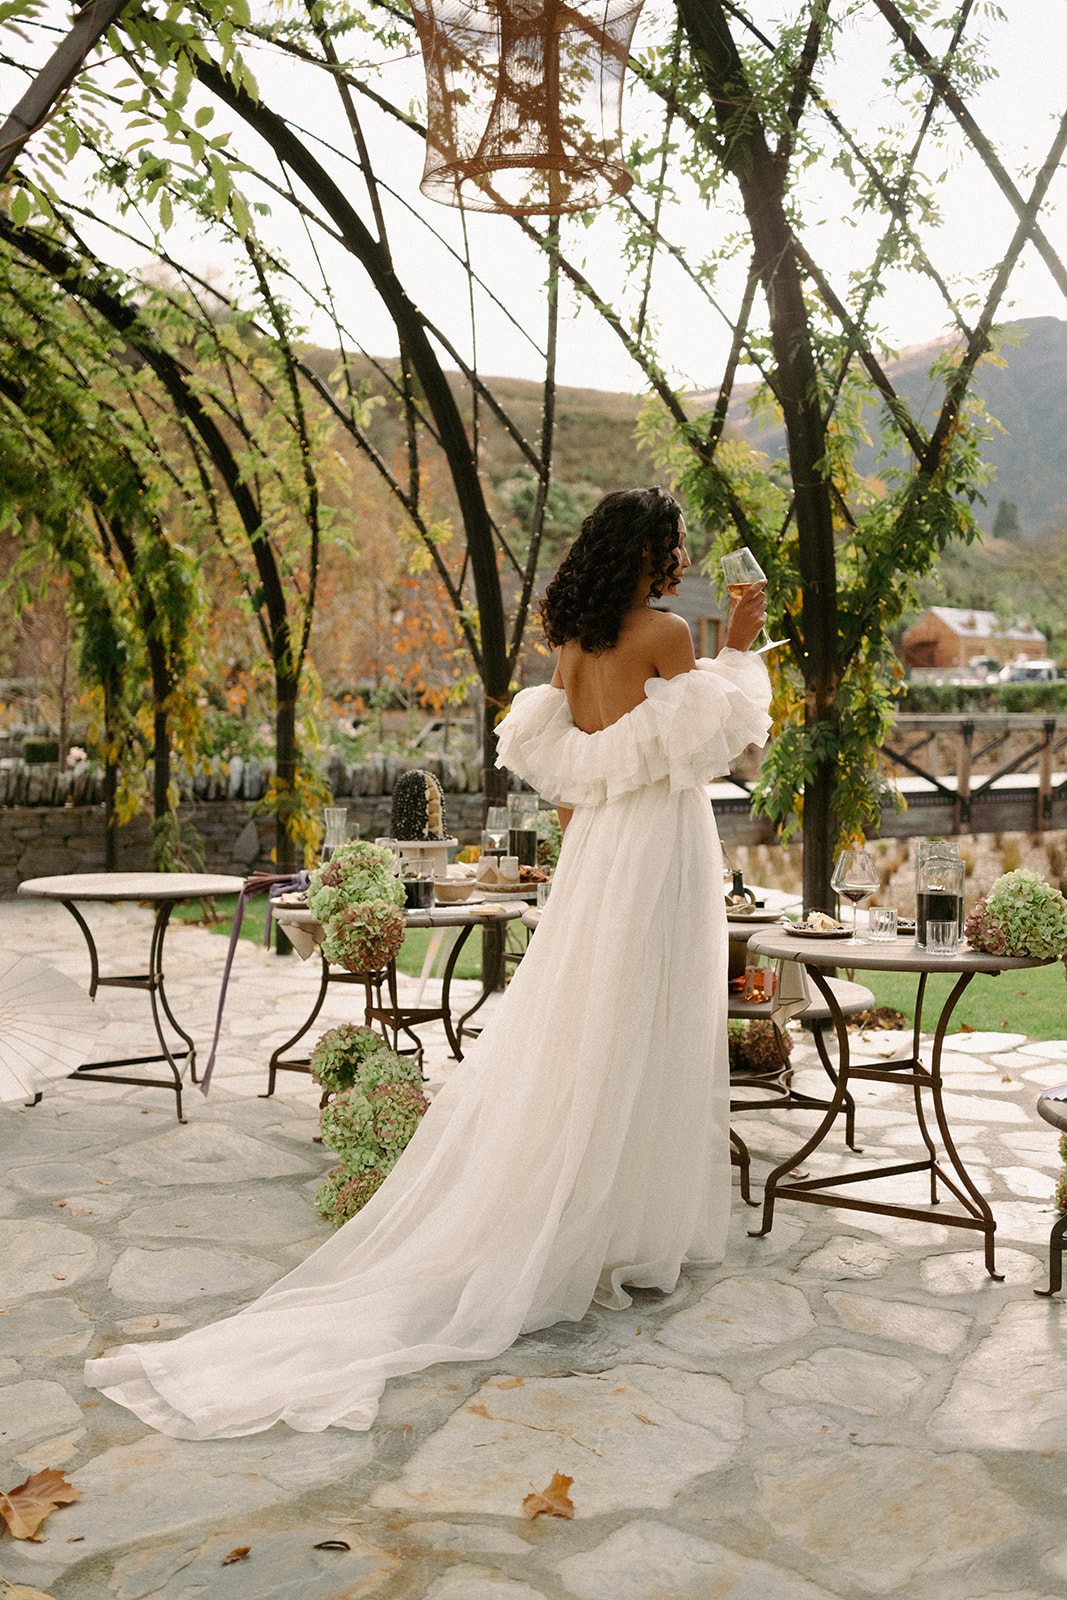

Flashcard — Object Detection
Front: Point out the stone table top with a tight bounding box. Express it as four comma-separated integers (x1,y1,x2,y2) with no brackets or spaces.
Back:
18,872,248,902
750,926,1053,974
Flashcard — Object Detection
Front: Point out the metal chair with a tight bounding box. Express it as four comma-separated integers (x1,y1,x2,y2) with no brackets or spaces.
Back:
1034,1087,1067,1296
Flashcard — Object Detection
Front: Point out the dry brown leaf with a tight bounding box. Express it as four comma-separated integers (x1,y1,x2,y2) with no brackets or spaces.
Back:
50,1201,66,1209
0,1471,83,1542
0,1577,63,1600
495,1377,524,1391
633,1413,659,1426
522,1472,575,1521
95,1179,114,1186
221,1547,250,1566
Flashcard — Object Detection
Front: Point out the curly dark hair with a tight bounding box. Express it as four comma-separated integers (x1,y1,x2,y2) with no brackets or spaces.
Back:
539,487,684,654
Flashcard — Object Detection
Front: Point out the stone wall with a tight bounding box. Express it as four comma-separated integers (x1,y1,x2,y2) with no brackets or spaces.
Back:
0,796,487,896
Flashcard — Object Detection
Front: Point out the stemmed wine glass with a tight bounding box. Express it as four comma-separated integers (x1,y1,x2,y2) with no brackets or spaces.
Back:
720,547,787,654
831,848,880,945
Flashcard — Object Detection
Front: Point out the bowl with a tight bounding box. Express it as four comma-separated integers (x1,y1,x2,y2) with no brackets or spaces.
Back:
432,877,476,904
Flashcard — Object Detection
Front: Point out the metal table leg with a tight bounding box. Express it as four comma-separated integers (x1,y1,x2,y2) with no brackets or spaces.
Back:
61,898,195,1123
751,963,1003,1278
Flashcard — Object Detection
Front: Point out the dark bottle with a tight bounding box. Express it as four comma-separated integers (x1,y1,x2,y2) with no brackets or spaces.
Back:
509,827,538,868
726,868,755,909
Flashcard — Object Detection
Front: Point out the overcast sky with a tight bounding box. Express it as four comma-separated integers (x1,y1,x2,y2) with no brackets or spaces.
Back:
8,1,1067,394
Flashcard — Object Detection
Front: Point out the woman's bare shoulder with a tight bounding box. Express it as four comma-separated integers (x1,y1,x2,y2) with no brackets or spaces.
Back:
624,607,696,675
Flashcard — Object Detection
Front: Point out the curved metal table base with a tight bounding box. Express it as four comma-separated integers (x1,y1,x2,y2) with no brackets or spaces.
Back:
264,913,516,1094
744,937,1029,1281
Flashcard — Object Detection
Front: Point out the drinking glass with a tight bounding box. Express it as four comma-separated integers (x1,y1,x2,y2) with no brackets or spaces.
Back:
720,547,787,654
508,793,539,868
831,848,880,945
321,806,348,863
927,920,959,956
482,805,509,859
868,906,899,942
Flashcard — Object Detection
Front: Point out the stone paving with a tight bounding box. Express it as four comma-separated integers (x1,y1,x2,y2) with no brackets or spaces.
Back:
2,897,1067,1598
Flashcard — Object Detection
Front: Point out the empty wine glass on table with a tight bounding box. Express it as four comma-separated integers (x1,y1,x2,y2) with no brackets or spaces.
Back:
720,547,787,654
830,848,880,945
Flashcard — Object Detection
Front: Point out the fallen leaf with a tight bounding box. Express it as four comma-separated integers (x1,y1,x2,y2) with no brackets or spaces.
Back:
0,1577,64,1600
95,1179,114,1186
522,1471,575,1521
1001,1075,1012,1083
633,1413,659,1426
52,1275,66,1282
50,1201,66,1209
958,1022,976,1033
635,1324,642,1335
495,1377,524,1391
0,1470,83,1541
221,1548,250,1566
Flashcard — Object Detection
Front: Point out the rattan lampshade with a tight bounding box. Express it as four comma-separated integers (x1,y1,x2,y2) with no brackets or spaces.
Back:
411,0,645,214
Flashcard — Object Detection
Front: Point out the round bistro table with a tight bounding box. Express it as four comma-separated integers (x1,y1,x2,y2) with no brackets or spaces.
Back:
269,901,525,1089
746,927,1054,1278
17,872,246,1122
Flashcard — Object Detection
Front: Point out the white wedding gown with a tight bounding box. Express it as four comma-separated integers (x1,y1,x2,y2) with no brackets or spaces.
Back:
85,651,770,1437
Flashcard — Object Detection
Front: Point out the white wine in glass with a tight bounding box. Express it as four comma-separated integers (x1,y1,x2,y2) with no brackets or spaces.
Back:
720,547,787,653
830,848,880,945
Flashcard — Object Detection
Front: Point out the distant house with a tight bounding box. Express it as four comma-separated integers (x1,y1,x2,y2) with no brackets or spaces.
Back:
899,607,1046,671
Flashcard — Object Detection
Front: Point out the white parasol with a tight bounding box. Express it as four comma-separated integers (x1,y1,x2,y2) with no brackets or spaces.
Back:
0,953,103,1102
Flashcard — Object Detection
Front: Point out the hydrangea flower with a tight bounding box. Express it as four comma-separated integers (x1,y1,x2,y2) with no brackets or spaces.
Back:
309,1023,399,1096
727,1019,792,1075
369,1082,431,1157
313,1035,430,1225
963,869,1067,960
307,840,405,921
321,900,407,975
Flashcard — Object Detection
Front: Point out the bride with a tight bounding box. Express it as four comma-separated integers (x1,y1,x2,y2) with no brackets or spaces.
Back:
85,486,771,1438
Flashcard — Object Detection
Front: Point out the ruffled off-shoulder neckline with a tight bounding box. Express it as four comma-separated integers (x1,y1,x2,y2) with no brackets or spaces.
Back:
494,651,771,807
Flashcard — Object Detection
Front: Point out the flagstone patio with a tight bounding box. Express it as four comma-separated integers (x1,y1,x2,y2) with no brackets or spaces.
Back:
1,896,1066,1600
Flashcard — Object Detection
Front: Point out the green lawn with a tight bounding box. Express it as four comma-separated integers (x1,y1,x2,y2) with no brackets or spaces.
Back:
171,893,482,979
861,961,1067,1040
174,895,1067,1039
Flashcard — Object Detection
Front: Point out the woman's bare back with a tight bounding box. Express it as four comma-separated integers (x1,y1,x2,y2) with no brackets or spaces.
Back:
552,608,696,734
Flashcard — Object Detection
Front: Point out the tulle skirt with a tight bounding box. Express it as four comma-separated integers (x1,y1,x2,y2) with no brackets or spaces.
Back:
85,779,732,1437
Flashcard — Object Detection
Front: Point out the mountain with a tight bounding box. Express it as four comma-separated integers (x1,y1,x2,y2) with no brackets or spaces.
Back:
723,316,1067,538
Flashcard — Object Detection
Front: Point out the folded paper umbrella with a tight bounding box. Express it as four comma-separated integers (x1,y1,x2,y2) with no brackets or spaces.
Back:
0,953,102,1102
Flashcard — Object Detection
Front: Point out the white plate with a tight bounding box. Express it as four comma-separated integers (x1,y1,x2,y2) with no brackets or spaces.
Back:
786,924,849,939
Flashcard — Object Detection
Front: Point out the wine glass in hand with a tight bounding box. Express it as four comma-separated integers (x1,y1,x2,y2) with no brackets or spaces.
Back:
720,547,786,654
831,848,880,945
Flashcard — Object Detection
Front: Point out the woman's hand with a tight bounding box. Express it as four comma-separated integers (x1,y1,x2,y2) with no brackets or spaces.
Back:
724,580,767,652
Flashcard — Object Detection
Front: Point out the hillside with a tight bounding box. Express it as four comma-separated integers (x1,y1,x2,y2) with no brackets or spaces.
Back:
724,316,1067,538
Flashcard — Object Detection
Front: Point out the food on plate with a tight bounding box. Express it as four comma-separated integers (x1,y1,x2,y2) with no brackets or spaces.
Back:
801,911,845,932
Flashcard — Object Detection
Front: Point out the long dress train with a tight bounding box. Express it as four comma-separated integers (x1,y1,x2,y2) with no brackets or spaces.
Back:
84,650,770,1437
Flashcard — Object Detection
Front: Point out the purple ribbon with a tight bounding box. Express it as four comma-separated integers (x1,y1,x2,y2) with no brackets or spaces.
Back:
199,870,311,1096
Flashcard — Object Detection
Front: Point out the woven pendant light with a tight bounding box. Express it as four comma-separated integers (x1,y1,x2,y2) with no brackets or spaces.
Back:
410,0,645,214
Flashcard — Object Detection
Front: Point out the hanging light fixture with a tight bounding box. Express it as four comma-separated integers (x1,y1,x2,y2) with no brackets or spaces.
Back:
410,0,646,215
